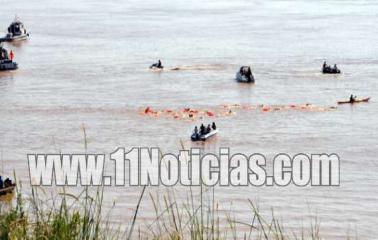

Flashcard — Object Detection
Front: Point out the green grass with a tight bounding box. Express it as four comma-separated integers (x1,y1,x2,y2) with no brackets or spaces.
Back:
0,181,355,240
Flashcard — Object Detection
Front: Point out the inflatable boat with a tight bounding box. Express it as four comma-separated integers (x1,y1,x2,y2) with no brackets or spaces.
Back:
191,129,218,142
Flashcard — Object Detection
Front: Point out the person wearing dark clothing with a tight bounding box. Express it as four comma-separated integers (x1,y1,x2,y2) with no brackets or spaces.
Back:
322,61,327,70
157,60,162,68
200,124,205,135
246,67,252,81
206,124,211,134
0,176,3,189
350,94,356,103
212,122,216,130
4,178,11,188
0,47,9,60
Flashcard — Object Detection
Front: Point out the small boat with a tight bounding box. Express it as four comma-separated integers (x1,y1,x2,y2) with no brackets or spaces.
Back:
337,97,370,104
236,66,255,83
191,123,218,142
0,17,29,42
322,62,340,74
0,184,16,196
191,129,218,141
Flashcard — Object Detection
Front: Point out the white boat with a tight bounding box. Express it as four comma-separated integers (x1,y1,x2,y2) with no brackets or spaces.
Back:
1,17,29,42
191,128,218,142
236,66,255,83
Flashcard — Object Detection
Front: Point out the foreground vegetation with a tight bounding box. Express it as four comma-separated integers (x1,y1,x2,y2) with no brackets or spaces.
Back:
0,181,354,240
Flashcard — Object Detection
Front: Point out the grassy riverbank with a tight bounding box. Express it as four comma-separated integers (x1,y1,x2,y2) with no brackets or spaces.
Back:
0,182,346,240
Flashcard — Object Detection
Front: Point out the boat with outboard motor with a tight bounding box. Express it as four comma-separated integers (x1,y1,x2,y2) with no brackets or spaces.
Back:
0,45,17,71
236,66,255,83
191,122,218,141
0,17,29,42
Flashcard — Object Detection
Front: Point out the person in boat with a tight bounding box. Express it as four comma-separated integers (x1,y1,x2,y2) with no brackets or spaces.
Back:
333,64,338,72
246,67,252,81
193,126,199,136
0,46,9,60
10,50,14,61
0,176,3,189
4,178,12,188
206,124,211,134
200,124,205,135
157,60,162,68
212,122,216,130
350,94,356,103
322,61,327,71
194,126,198,134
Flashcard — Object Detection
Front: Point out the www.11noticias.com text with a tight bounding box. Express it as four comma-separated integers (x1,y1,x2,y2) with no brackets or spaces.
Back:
27,148,340,187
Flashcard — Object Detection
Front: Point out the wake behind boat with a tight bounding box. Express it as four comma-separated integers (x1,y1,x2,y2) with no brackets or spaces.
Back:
191,122,218,141
0,16,29,42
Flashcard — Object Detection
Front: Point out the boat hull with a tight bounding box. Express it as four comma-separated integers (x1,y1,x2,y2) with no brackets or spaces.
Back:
337,97,370,104
0,60,18,71
0,184,16,196
0,33,29,42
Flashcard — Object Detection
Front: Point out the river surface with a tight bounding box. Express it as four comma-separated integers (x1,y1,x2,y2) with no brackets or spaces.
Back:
1,0,378,239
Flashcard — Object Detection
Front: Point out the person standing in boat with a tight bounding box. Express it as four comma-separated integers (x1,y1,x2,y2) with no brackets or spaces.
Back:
322,61,327,70
10,50,14,61
350,94,356,103
212,122,216,130
0,176,3,189
157,60,162,68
